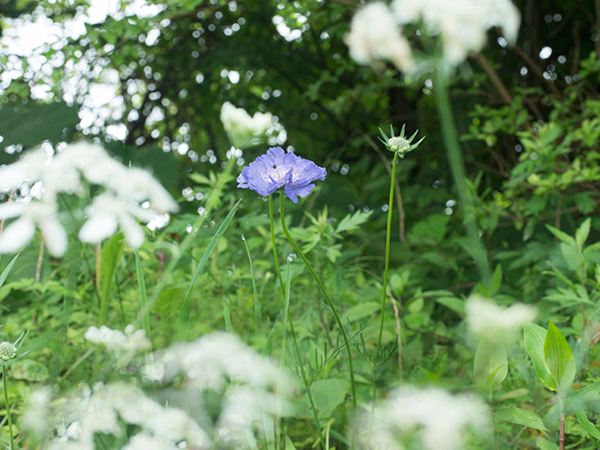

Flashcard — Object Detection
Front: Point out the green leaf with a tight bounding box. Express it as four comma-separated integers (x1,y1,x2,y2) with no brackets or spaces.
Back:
341,302,380,322
173,199,242,342
575,218,592,251
0,254,19,290
575,410,600,440
285,435,298,450
473,338,507,390
100,233,126,321
436,296,465,315
495,407,548,432
294,379,348,419
544,320,576,393
0,102,78,149
523,323,556,391
335,210,374,234
545,224,576,246
488,263,503,297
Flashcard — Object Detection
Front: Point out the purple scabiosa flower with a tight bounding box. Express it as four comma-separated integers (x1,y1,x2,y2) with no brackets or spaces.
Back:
237,147,326,203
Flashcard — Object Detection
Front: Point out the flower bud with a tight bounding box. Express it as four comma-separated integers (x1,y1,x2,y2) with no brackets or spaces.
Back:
387,136,411,153
0,342,17,361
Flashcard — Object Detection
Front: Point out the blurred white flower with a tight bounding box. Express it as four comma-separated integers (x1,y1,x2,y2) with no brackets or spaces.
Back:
359,386,488,450
220,102,274,149
344,2,414,71
0,150,48,192
0,142,179,256
0,200,67,257
41,383,211,449
392,0,520,64
84,325,151,366
78,192,157,248
147,332,287,448
466,296,536,344
20,387,52,438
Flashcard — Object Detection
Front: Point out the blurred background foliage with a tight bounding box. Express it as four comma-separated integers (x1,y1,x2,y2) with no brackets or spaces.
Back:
2,0,600,448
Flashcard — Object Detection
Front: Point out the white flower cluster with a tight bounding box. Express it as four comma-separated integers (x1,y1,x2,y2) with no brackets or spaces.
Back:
345,0,520,69
344,2,414,71
359,387,488,450
220,102,284,150
21,333,286,450
146,332,285,447
84,325,151,367
466,296,536,344
0,142,179,256
32,383,211,450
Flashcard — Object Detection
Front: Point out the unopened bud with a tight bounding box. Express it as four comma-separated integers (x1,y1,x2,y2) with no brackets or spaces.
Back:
387,136,411,153
0,342,16,361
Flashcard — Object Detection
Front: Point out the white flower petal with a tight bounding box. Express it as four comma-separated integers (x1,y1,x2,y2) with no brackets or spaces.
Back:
40,217,68,257
119,214,145,248
0,217,36,253
79,213,118,243
0,202,27,220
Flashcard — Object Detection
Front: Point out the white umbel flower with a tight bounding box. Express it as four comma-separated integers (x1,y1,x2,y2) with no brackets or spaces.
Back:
78,192,158,248
466,296,536,344
345,2,414,71
0,142,179,256
392,0,520,64
0,200,67,257
84,325,151,366
360,387,488,450
220,102,274,149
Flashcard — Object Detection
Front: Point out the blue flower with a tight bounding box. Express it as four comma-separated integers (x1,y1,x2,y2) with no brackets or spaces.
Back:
237,147,327,203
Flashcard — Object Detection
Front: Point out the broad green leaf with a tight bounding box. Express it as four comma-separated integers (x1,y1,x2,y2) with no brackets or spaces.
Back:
474,339,507,390
285,435,298,450
545,224,576,246
495,407,548,432
560,242,582,275
294,379,348,419
436,296,465,315
575,218,591,250
575,410,600,440
523,323,556,391
488,264,502,296
544,320,576,393
173,199,242,342
341,302,380,322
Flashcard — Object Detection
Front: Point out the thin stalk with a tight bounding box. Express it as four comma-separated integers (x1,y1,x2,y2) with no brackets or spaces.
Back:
276,260,292,450
489,390,499,450
366,151,398,447
279,193,357,440
2,366,13,450
134,250,151,342
432,69,491,284
270,195,324,448
242,234,265,339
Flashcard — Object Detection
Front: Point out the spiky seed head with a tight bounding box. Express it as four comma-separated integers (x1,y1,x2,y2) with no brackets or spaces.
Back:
0,342,16,361
387,136,411,153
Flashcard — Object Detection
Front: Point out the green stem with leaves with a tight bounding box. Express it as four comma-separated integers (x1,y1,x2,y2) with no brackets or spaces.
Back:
278,192,357,439
432,67,491,284
269,195,324,447
3,366,13,450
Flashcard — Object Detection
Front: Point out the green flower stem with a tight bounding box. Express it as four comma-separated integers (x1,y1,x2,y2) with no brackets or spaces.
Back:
366,151,399,447
2,366,14,450
432,68,491,283
375,151,398,362
278,193,357,436
269,195,324,447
